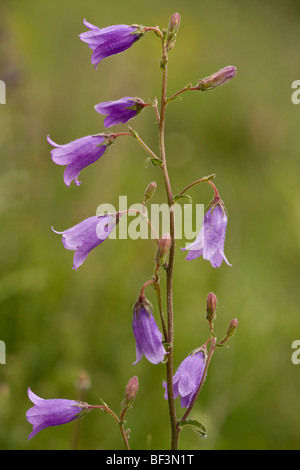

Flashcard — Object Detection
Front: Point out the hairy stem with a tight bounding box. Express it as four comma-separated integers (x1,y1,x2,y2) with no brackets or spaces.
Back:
88,405,130,450
158,41,178,451
153,280,168,343
176,174,216,199
119,208,160,242
128,127,160,161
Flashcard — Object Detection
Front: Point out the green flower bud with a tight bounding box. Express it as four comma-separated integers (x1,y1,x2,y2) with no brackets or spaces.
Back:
155,233,171,266
124,376,139,406
143,181,157,205
166,13,181,51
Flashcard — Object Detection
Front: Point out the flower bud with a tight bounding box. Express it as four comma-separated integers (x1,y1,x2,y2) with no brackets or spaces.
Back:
143,181,157,205
226,318,239,338
155,233,171,266
166,13,181,51
206,292,218,322
196,66,237,91
168,13,181,34
124,376,139,406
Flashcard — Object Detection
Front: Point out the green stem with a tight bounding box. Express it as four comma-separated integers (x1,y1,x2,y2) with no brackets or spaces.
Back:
128,127,160,161
153,280,168,343
158,40,178,451
175,174,216,199
88,405,130,450
119,208,160,242
167,83,192,101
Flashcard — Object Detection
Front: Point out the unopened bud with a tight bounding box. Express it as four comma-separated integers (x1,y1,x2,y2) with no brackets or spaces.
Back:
123,376,139,407
226,318,239,338
143,181,157,205
168,13,181,34
155,233,171,266
196,66,237,91
166,13,181,51
206,292,218,322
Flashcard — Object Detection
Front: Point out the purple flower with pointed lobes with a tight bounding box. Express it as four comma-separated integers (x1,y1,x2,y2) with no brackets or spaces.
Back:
52,213,120,270
163,348,206,408
79,20,144,69
95,97,147,128
182,195,231,268
48,134,110,187
132,296,167,365
26,388,88,440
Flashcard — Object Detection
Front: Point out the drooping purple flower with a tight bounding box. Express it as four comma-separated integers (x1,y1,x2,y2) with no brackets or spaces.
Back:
47,134,109,187
132,297,166,365
163,349,206,408
79,20,144,69
26,388,88,440
52,213,119,270
182,204,231,268
95,97,146,128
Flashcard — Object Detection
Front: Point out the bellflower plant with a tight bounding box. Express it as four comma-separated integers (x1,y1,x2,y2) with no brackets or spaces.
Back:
33,12,239,450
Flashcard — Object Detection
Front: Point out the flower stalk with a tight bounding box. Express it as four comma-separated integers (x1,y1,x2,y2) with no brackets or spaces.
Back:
87,404,131,450
157,34,178,450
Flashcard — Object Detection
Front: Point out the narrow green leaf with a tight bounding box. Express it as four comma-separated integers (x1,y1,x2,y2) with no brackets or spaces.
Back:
145,157,164,168
173,194,192,204
166,95,182,104
178,419,207,439
193,427,208,439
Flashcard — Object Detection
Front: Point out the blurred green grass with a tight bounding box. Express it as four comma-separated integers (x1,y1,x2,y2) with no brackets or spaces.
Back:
0,0,300,450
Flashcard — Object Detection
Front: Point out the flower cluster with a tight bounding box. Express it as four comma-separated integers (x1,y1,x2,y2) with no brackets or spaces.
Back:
27,13,238,447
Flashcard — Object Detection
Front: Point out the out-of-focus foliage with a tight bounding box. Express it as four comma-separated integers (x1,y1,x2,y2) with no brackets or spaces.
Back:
0,0,300,450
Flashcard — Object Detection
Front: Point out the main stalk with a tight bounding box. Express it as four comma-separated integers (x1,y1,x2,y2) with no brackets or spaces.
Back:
158,41,178,450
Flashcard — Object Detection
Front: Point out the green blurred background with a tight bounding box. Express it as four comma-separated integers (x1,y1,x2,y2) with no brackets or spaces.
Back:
0,0,300,450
